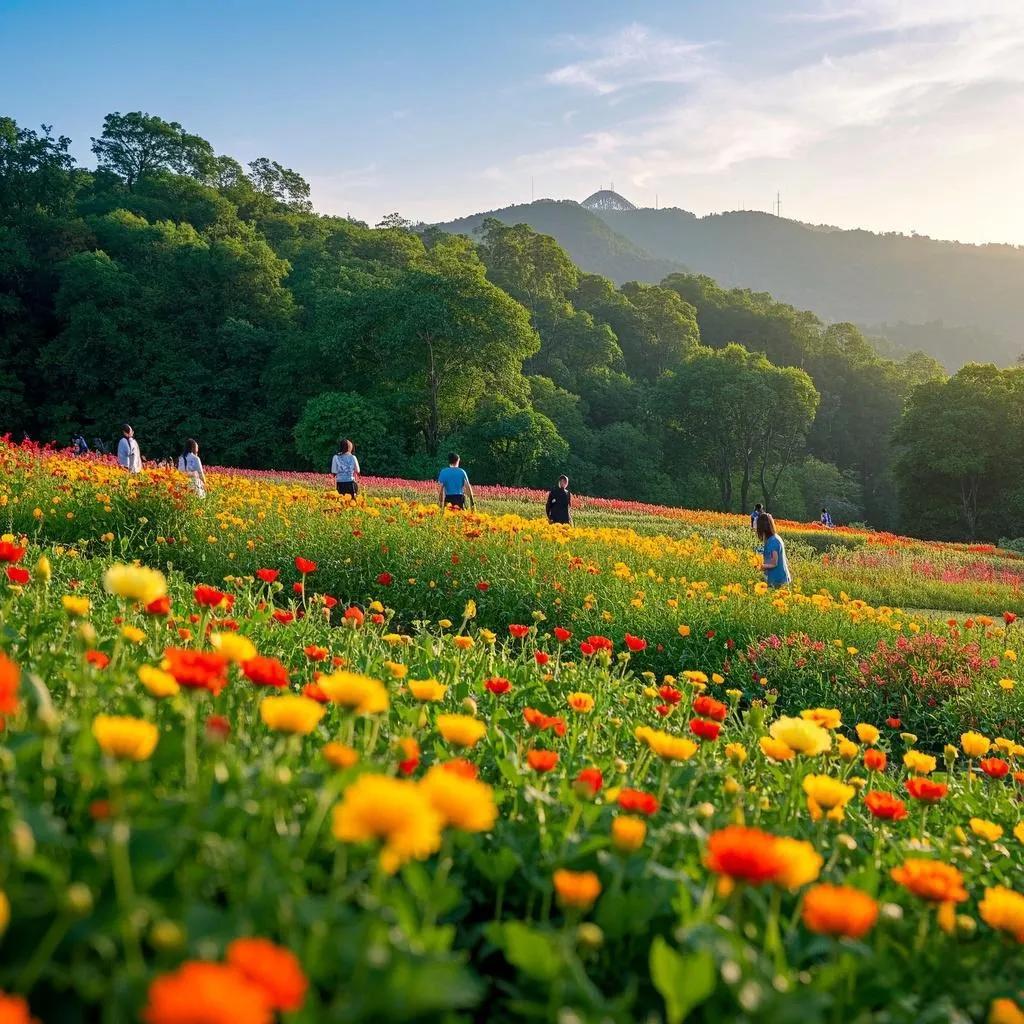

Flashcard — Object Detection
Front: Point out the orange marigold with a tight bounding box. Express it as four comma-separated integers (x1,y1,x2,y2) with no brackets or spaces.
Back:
891,859,968,903
141,961,271,1024
553,868,601,910
802,883,879,939
226,938,308,1012
705,826,784,885
0,992,40,1024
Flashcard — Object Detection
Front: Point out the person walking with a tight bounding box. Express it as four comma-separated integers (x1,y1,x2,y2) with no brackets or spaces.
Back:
756,512,792,589
331,439,361,499
820,507,834,528
179,438,207,497
116,423,142,473
750,502,764,531
546,475,572,525
437,452,474,511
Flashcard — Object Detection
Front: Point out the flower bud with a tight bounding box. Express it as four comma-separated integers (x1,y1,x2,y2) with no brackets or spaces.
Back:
11,821,35,861
63,883,94,918
34,555,52,583
461,697,478,716
149,919,187,952
900,732,918,747
575,922,604,951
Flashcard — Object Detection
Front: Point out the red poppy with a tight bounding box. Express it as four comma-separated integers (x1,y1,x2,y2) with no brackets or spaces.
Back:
242,656,290,688
321,595,338,609
145,595,171,616
534,651,550,667
624,634,647,652
905,777,947,803
1004,611,1018,625
256,568,279,583
865,791,908,820
304,645,328,662
343,606,364,627
476,581,490,592
523,706,566,736
579,642,596,656
885,717,902,729
690,718,721,741
85,650,110,669
370,613,385,625
89,799,113,820
194,584,234,610
655,704,672,717
376,572,393,586
553,627,572,643
526,749,558,772
617,788,659,816
302,682,329,703
0,652,20,717
979,757,1010,779
292,582,304,594
485,677,512,695
658,685,683,705
0,541,26,563
164,647,229,696
508,624,530,639
575,766,603,797
294,557,317,574
5,566,30,585
272,610,295,625
692,695,728,721
864,748,887,772
586,635,614,652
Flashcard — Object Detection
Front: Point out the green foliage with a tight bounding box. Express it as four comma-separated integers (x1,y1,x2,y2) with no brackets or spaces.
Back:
293,392,391,472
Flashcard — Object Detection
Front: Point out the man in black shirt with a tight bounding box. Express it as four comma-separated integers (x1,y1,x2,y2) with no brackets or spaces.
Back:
546,475,572,525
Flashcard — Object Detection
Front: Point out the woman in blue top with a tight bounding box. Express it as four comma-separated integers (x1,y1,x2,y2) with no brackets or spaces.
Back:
756,513,791,588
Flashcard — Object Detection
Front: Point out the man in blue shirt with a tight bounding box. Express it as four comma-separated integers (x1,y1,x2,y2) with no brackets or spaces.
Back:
437,452,475,510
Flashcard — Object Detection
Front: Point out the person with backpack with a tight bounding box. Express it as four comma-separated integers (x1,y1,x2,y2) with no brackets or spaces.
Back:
546,475,572,525
330,439,360,498
116,424,142,473
757,513,792,589
437,452,474,511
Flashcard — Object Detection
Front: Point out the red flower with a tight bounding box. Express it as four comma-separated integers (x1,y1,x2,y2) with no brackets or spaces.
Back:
655,704,672,717
905,777,947,803
586,635,614,652
226,937,308,1012
575,767,604,797
292,582,303,594
376,572,393,586
979,757,1010,779
523,706,566,736
705,630,716,640
885,717,901,729
6,566,30,585
484,676,511,695
692,695,728,721
527,749,559,772
864,748,887,772
624,634,647,652
534,651,550,667
164,647,229,696
658,685,683,705
321,595,338,609
476,581,490,592
705,826,783,885
205,714,231,743
304,645,328,662
508,624,530,639
617,788,659,816
865,791,908,820
553,627,572,643
272,610,295,625
242,656,290,688
371,613,385,625
294,557,317,575
302,682,329,703
579,642,595,656
0,652,20,718
145,595,171,616
85,650,110,669
89,799,112,820
1004,611,1018,625
0,541,26,563
690,718,721,741
440,758,479,779
256,568,279,583
343,606,365,627
194,585,234,610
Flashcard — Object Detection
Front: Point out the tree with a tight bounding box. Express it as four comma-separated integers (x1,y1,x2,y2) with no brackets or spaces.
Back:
619,281,699,376
376,212,413,231
0,117,79,215
247,158,312,211
294,392,391,472
91,112,216,190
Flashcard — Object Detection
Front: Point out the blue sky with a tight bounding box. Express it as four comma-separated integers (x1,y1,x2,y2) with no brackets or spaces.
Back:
4,0,1024,243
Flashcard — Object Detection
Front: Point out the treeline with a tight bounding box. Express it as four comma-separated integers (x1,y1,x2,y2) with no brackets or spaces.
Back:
0,111,1012,538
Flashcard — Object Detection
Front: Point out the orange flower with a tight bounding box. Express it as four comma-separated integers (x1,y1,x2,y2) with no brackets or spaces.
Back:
802,884,878,939
567,692,595,713
864,791,908,821
163,647,229,696
527,749,559,772
226,938,308,1012
863,748,887,772
553,869,601,910
891,859,968,903
142,961,271,1024
905,778,947,803
0,652,20,719
705,826,785,885
0,992,39,1024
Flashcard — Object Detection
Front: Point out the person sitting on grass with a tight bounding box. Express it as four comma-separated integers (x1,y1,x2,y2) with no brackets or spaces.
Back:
437,452,474,511
546,475,572,525
757,512,791,589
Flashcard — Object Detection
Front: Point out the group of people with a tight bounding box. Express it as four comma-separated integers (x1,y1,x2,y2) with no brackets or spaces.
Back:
108,424,207,496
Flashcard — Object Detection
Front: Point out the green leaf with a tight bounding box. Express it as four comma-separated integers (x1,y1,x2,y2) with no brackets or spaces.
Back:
498,921,563,982
649,936,716,1024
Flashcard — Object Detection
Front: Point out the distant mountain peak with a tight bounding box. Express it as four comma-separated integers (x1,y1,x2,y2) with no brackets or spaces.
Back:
581,189,636,212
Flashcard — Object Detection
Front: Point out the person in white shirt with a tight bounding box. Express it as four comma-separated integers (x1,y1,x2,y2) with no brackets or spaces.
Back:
116,423,142,473
330,439,360,498
179,438,207,497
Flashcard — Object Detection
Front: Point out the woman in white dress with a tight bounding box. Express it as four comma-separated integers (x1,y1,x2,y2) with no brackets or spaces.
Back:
180,438,207,498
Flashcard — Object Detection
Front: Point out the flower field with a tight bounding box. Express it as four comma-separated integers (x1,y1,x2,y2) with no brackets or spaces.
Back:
0,441,1022,1022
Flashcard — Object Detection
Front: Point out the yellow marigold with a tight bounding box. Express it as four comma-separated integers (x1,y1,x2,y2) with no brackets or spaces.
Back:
452,635,475,651
92,715,159,761
855,723,880,745
969,818,1004,842
121,625,146,644
383,661,408,679
774,837,823,890
998,678,1015,691
332,773,442,874
837,738,860,762
769,716,831,756
961,731,991,758
759,736,795,762
382,633,406,647
138,665,180,698
61,595,91,617
408,679,447,702
990,998,1024,1024
317,672,389,714
979,886,1024,942
903,750,937,775
1016,823,1024,845
478,629,496,644
420,765,498,832
259,695,325,735
802,775,855,822
891,859,968,903
635,725,697,762
323,742,359,770
611,815,646,852
436,714,487,748
567,692,595,713
102,563,167,605
682,670,708,684
209,632,257,663
553,869,601,910
677,624,691,637
725,742,748,764
801,708,842,730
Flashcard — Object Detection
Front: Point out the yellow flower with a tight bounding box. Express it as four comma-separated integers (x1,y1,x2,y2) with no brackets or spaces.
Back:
478,629,496,644
635,725,698,762
452,635,475,651
568,692,595,713
961,731,991,758
855,723,880,745
34,554,52,583
92,715,159,761
382,633,406,647
989,998,1024,1024
677,624,691,637
323,742,359,769
998,678,1015,691
209,632,257,663
1015,822,1024,845
978,886,1024,942
903,750,936,775
463,598,477,619
138,665,180,698
837,739,860,762
103,563,167,605
259,695,325,735
383,661,408,679
553,868,601,910
759,736,795,762
802,775,855,822
611,815,647,852
801,708,842,730
318,672,389,714
438,619,452,629
62,595,91,617
120,625,145,644
332,773,442,874
408,678,447,702
0,889,8,936
969,818,1004,842
420,765,498,832
774,837,823,889
725,742,748,765
769,716,831,756
436,714,487,748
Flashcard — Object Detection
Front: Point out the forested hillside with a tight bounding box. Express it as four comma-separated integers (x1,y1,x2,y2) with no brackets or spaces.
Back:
5,111,1022,540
